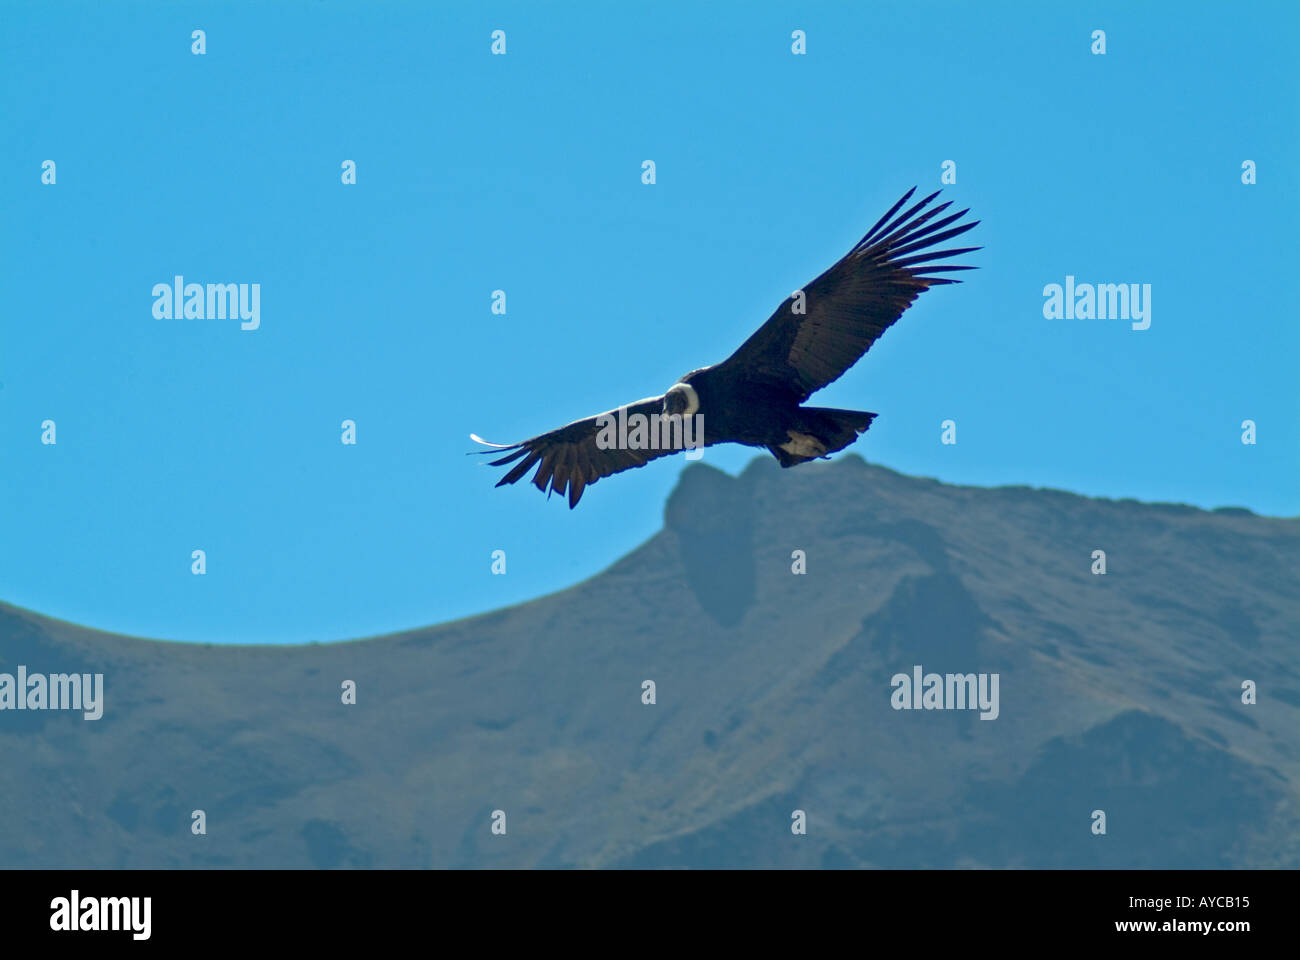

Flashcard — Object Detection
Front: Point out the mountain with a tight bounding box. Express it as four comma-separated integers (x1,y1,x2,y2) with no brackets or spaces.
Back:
2,455,1298,868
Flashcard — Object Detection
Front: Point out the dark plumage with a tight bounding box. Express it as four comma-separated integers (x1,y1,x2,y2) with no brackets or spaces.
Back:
473,187,979,507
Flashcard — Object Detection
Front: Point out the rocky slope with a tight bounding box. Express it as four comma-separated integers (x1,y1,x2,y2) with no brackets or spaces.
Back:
2,455,1297,867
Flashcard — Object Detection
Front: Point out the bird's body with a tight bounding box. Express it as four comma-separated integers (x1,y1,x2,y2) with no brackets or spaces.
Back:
473,187,979,507
668,366,874,466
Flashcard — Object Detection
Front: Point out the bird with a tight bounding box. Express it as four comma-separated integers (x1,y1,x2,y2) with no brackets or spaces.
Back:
472,187,979,508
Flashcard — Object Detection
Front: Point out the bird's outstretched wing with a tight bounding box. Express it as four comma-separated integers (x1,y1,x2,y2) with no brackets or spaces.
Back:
717,188,980,401
472,396,680,508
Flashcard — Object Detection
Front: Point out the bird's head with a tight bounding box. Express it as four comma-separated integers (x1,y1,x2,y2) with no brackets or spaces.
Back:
663,382,700,418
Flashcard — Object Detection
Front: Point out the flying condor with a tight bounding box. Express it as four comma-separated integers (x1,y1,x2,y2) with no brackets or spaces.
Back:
472,187,979,508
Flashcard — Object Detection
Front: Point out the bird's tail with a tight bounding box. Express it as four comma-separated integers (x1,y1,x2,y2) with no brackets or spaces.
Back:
807,407,877,457
768,407,876,467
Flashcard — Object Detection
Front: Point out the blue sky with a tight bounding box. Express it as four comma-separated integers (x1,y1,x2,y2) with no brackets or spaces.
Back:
2,1,1297,644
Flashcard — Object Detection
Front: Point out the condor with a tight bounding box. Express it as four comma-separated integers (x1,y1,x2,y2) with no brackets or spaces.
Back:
473,187,979,507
